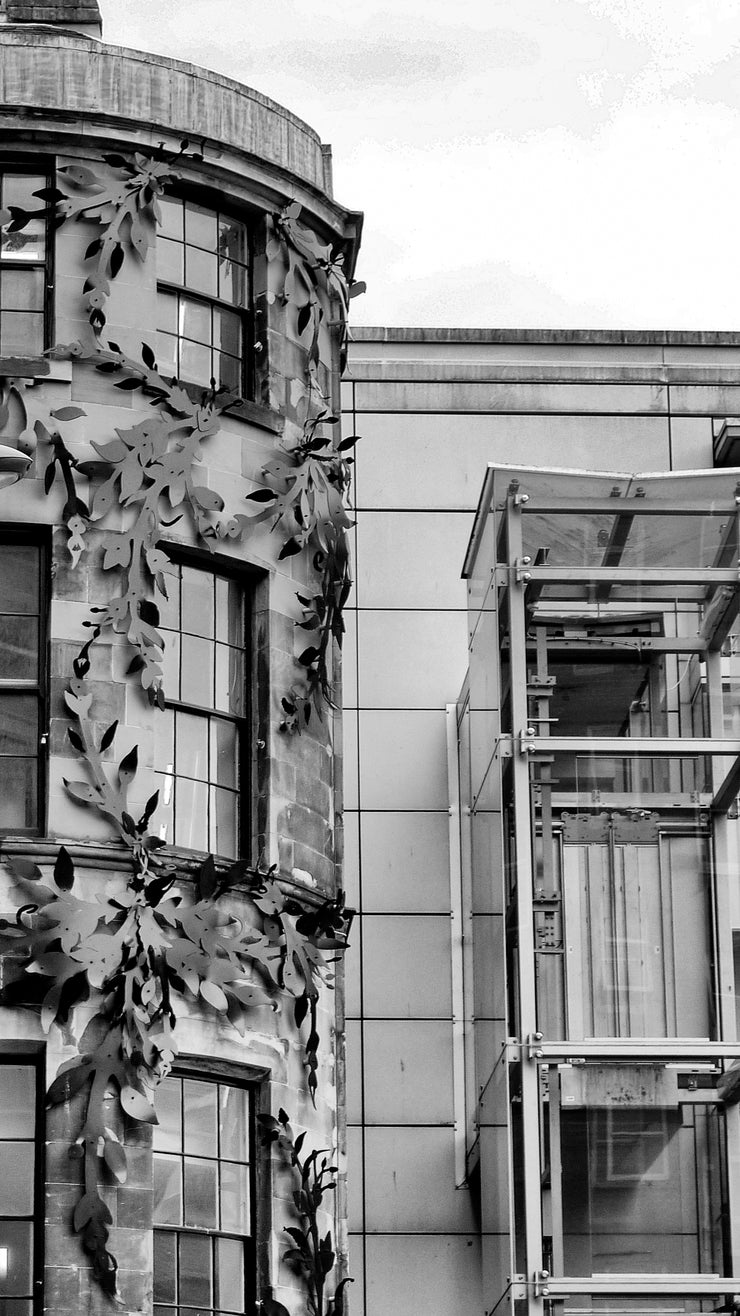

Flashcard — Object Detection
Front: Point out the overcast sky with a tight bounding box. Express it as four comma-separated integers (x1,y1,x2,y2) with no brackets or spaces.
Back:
105,1,740,331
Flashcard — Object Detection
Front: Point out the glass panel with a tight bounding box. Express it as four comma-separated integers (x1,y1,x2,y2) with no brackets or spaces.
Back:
153,1230,177,1303
183,1156,218,1228
186,247,218,298
215,643,245,714
0,697,38,754
1,312,44,355
0,758,36,829
0,1221,32,1295
161,632,181,700
155,332,178,381
185,203,218,251
218,217,246,268
220,1161,249,1232
158,564,181,630
153,707,176,775
183,1079,218,1157
0,1144,33,1214
180,338,212,386
178,1232,213,1305
521,510,735,571
217,351,241,395
0,547,37,613
0,617,38,679
216,1237,245,1312
543,752,712,801
3,174,45,212
176,712,209,781
214,307,242,357
0,1067,34,1138
180,296,211,344
556,1080,727,1277
158,237,184,285
175,777,209,852
181,567,214,639
153,1076,181,1152
2,268,43,310
210,787,238,860
153,1154,182,1226
157,289,179,334
181,635,213,707
211,719,238,788
0,226,43,262
220,1084,249,1161
159,196,184,241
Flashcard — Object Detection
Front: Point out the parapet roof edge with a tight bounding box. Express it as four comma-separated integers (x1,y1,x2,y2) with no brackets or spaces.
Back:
351,327,740,347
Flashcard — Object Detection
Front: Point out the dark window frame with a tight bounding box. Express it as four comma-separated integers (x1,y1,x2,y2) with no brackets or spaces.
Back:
0,530,49,836
0,1048,45,1314
152,1062,269,1316
155,188,256,401
154,547,252,860
0,156,55,358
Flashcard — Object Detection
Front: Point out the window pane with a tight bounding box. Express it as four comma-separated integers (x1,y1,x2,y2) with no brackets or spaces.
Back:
153,1154,182,1226
180,297,211,344
211,719,238,788
183,1079,218,1157
176,712,209,781
2,267,43,311
157,289,179,334
185,203,218,251
216,1237,245,1312
214,307,242,357
186,247,218,298
159,196,184,241
178,1232,212,1305
180,338,212,386
175,777,209,852
210,788,238,860
153,707,175,777
183,1157,218,1228
220,1161,250,1233
1,312,44,354
217,351,241,395
218,218,246,268
0,1067,35,1138
181,635,213,707
0,1221,32,1296
161,632,181,701
0,1145,33,1215
0,547,38,613
153,1231,177,1303
155,332,178,381
153,1076,181,1153
220,1085,250,1162
0,617,38,679
0,698,37,754
0,758,36,830
158,237,184,285
215,644,244,716
181,568,214,638
2,174,45,212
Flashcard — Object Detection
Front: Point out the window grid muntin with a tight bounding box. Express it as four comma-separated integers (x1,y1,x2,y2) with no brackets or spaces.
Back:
0,538,45,834
0,165,52,357
156,195,251,397
153,1075,255,1316
156,561,246,857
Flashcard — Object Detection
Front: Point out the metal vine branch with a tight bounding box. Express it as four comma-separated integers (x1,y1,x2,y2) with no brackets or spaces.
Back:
0,141,362,1302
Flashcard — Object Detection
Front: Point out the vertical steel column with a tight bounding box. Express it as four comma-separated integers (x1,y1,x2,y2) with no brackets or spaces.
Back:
505,491,544,1303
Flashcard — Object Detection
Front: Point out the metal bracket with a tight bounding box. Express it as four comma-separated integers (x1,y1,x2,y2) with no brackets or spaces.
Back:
519,728,537,755
526,1032,545,1061
514,555,532,584
509,1275,528,1300
533,1269,551,1298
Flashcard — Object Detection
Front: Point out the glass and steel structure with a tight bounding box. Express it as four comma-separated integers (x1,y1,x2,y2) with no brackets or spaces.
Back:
459,466,740,1316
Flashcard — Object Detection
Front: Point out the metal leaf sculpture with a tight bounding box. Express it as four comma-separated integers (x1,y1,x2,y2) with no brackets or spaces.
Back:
0,679,352,1291
37,340,238,701
259,1107,353,1316
0,143,202,332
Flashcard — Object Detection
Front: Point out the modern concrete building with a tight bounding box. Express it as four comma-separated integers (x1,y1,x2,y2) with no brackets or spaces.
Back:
0,3,360,1314
343,328,740,1316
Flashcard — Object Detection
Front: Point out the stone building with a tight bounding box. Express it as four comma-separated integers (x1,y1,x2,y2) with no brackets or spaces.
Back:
0,2,360,1313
